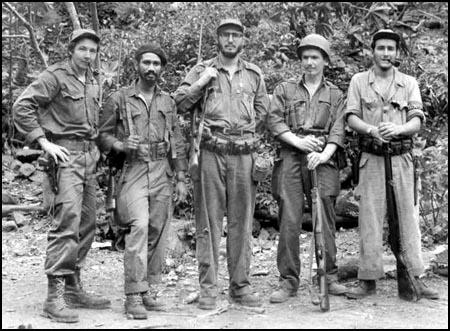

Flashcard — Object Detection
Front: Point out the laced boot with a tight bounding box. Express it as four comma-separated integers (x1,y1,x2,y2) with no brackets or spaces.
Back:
345,280,376,299
327,275,347,296
230,293,262,307
125,293,147,320
64,270,111,309
43,275,79,323
269,287,297,303
198,296,216,310
415,277,440,300
142,290,165,311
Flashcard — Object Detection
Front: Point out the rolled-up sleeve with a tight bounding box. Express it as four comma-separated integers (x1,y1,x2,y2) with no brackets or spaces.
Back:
267,83,290,138
97,92,121,153
13,71,58,143
344,75,362,120
406,79,425,122
327,94,346,148
173,65,205,113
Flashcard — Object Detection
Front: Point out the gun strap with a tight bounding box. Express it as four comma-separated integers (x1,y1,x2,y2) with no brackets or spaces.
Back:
121,89,136,137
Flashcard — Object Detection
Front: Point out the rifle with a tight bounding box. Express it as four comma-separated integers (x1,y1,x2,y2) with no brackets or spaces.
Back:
384,150,421,301
188,22,204,181
308,169,330,312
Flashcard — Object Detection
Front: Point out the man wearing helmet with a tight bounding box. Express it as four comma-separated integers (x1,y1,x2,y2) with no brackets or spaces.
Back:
13,29,110,323
267,33,347,303
98,44,188,319
174,18,269,310
345,29,439,300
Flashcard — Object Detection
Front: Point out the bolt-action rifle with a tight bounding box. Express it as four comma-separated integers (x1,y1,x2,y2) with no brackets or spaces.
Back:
308,169,330,312
384,148,421,301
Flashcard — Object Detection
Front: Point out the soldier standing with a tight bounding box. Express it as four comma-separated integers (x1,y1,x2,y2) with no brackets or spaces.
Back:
345,29,439,300
267,34,348,303
174,18,269,310
13,29,111,323
98,44,188,319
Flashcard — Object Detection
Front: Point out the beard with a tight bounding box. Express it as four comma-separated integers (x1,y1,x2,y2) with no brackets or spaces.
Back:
218,43,243,59
139,70,159,85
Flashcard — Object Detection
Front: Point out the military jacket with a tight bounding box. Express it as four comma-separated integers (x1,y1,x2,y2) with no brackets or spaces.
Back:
267,76,346,148
173,56,269,133
98,81,187,172
13,61,99,142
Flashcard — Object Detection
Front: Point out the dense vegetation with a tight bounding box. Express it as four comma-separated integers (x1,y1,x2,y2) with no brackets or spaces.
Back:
2,2,448,243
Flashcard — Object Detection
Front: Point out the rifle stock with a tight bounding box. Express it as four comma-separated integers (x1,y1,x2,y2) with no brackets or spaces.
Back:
310,169,330,312
384,153,421,301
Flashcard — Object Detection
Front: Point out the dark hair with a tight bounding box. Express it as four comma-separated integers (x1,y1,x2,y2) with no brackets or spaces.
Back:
134,44,167,66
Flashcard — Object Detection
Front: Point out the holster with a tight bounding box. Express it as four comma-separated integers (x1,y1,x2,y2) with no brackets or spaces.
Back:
38,154,59,194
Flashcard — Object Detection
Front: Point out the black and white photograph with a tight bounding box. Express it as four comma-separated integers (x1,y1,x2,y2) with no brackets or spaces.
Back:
1,2,448,329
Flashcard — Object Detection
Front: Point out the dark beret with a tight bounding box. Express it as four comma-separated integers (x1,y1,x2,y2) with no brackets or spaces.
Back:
134,44,167,66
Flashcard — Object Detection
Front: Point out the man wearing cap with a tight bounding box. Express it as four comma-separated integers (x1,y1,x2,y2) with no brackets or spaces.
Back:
345,29,439,300
267,33,347,303
174,18,269,309
13,29,110,323
98,44,188,319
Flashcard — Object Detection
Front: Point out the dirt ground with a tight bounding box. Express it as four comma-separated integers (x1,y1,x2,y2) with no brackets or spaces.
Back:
2,223,448,329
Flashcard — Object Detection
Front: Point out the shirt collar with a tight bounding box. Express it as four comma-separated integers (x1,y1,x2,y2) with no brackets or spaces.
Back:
212,56,246,71
368,66,405,87
299,74,329,89
66,60,96,83
126,79,162,97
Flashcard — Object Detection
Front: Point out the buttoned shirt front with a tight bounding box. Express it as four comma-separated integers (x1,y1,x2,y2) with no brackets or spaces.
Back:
174,56,269,133
13,61,99,142
98,81,187,172
267,76,346,148
345,67,424,126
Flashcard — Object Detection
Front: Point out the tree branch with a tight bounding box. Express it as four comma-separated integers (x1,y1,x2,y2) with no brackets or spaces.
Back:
64,2,81,30
2,2,48,67
2,34,30,39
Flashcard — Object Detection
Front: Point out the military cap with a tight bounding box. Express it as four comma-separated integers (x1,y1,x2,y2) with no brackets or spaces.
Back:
134,44,167,66
69,28,100,44
371,29,400,48
217,18,244,33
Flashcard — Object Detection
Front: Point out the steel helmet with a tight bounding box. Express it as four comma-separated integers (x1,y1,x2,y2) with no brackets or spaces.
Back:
296,33,331,61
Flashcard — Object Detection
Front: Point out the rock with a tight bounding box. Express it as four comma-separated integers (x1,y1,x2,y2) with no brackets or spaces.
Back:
10,159,23,171
18,163,36,178
165,257,176,268
259,228,270,241
2,191,18,205
2,220,18,232
175,264,185,275
12,212,28,227
15,149,43,163
29,170,45,183
335,189,359,218
185,292,199,304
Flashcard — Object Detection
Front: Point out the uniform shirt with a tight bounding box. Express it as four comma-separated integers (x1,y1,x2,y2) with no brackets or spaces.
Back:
13,61,99,142
173,56,269,133
98,81,187,172
267,76,346,148
345,67,425,125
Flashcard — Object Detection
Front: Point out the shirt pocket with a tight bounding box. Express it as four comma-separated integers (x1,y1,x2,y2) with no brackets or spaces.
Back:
203,87,223,120
128,103,143,136
314,100,331,128
60,89,85,124
240,89,255,123
287,99,306,130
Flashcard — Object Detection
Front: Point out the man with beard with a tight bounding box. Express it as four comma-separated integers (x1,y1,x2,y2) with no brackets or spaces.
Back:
174,18,269,310
98,44,188,319
345,29,439,300
266,34,347,303
13,29,110,323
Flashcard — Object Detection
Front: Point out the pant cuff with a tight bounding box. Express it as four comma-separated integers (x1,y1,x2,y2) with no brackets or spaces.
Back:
358,269,385,280
125,281,149,295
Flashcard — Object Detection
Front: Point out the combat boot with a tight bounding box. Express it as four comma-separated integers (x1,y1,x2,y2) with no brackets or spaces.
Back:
198,296,216,310
327,274,347,296
345,280,376,299
64,270,111,309
43,275,79,323
125,293,147,319
415,277,440,300
230,293,262,307
142,290,165,311
269,287,297,303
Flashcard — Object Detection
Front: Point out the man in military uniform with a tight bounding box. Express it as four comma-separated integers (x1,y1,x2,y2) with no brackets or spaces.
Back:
98,44,188,319
174,18,269,309
267,34,348,303
13,29,111,323
345,29,439,300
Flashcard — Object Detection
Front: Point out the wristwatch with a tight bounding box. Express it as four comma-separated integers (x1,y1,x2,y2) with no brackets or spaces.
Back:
367,126,375,136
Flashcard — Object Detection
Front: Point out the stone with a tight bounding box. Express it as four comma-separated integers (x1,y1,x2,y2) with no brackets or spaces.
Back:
335,189,359,218
10,159,23,171
12,212,28,227
18,163,36,178
2,220,18,232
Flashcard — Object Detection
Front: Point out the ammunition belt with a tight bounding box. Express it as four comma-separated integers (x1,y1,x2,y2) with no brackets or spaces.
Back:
136,141,169,161
52,137,96,152
209,126,254,137
295,127,329,138
200,136,257,155
360,136,413,156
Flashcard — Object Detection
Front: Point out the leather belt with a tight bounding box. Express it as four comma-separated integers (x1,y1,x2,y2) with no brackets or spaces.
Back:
360,136,413,156
52,138,96,152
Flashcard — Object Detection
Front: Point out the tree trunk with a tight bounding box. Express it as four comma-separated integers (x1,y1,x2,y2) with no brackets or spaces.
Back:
64,2,81,30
